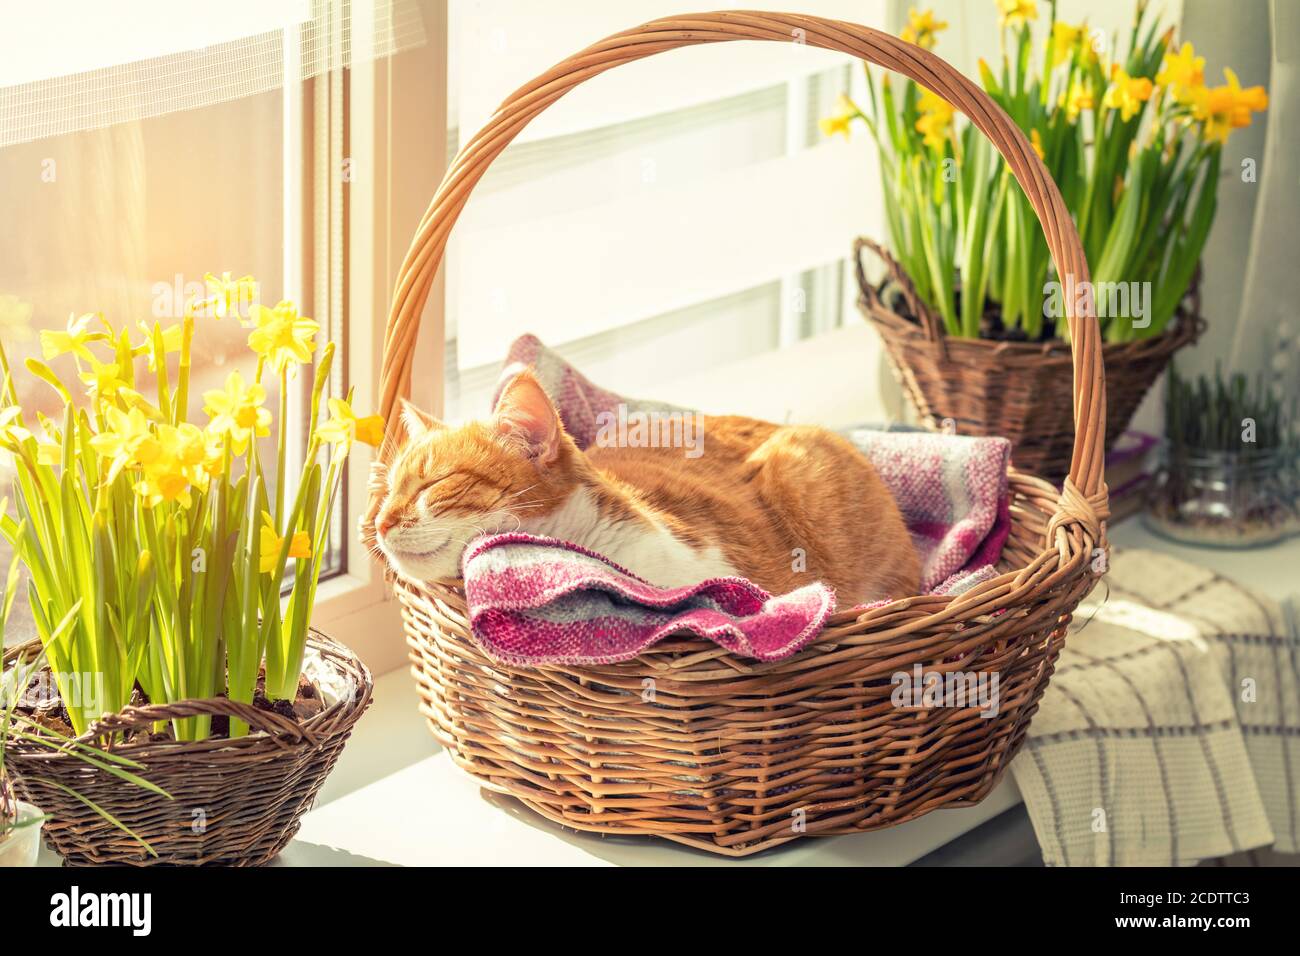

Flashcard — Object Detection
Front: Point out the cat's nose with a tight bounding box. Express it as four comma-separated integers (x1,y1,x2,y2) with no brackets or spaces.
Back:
376,515,398,537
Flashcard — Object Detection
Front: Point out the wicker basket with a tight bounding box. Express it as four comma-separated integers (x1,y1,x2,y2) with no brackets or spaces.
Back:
369,11,1110,857
3,632,371,866
856,237,1203,481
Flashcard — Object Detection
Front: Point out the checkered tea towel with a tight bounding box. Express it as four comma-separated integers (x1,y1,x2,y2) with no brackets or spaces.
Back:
1011,548,1299,866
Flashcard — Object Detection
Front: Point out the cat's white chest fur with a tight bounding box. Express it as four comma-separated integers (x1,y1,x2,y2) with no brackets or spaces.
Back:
528,487,740,587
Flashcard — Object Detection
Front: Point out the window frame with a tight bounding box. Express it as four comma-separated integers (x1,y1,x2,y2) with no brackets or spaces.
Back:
306,0,447,677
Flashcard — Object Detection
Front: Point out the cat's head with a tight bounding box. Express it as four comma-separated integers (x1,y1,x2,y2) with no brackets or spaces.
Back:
371,369,578,582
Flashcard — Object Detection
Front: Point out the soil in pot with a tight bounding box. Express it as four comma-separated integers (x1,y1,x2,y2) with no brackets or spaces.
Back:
882,280,1062,343
15,667,325,742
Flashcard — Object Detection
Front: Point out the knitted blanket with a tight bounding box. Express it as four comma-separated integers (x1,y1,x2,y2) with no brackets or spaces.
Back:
463,533,835,666
465,335,1012,666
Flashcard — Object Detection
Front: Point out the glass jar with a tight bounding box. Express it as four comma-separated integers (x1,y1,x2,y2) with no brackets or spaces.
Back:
1145,446,1300,548
0,801,43,867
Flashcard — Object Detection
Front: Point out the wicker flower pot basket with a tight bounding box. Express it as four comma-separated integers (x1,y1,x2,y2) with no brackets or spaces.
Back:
2,632,371,866
855,238,1204,481
370,11,1110,857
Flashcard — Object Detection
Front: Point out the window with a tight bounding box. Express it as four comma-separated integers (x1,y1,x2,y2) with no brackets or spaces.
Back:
0,1,439,671
441,0,891,421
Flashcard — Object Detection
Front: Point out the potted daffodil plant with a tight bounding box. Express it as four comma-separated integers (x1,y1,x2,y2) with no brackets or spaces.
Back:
0,273,378,865
828,0,1267,479
2,584,162,867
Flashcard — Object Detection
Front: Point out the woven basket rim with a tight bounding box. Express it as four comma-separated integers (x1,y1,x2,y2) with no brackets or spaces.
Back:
2,629,372,759
855,237,1206,364
865,294,1204,360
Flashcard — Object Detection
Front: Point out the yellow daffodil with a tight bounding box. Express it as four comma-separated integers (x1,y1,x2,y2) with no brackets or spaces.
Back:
116,387,166,422
40,313,99,363
819,94,860,139
79,357,128,400
135,320,184,372
915,90,955,152
259,511,311,574
0,406,32,447
135,469,189,507
199,428,226,478
1103,66,1154,122
248,301,319,373
1049,22,1085,66
188,272,258,321
900,8,947,50
1060,79,1095,123
203,369,271,455
996,0,1037,29
0,293,34,344
1192,68,1267,145
1157,42,1205,105
167,422,209,472
36,443,61,467
133,473,187,507
316,397,384,449
1029,129,1045,161
132,423,211,506
90,405,161,482
172,423,211,485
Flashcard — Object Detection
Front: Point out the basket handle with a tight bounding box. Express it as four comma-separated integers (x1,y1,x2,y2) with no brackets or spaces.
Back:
376,10,1108,536
853,237,946,349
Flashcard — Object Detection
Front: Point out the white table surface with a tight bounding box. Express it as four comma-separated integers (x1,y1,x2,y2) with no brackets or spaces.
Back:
1110,518,1299,601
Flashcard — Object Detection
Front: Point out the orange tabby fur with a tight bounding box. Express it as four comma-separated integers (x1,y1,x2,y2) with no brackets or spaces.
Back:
372,370,919,606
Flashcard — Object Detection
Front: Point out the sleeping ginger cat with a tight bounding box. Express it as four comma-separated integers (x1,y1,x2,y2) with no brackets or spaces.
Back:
372,370,919,606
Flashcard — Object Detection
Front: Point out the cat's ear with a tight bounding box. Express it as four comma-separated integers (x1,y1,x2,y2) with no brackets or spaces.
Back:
492,370,560,465
399,399,442,441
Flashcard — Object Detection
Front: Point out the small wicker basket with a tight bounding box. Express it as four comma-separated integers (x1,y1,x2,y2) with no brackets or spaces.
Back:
3,632,371,866
855,238,1203,481
369,11,1110,857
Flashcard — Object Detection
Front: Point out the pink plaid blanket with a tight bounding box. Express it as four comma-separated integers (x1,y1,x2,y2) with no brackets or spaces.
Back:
465,335,1011,666
464,534,835,666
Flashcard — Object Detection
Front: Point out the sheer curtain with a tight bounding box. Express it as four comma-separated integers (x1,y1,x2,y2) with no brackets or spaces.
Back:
1228,0,1294,407
0,0,424,147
